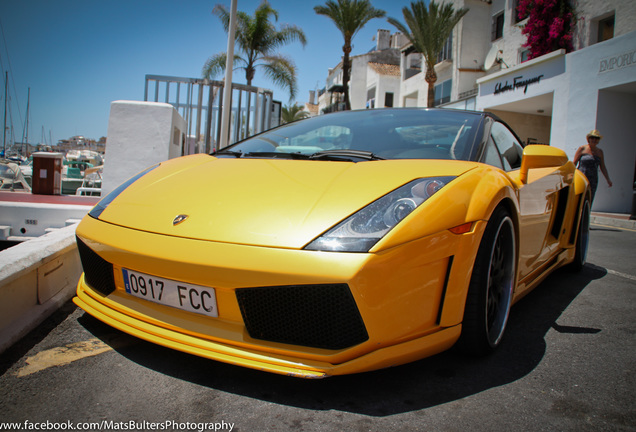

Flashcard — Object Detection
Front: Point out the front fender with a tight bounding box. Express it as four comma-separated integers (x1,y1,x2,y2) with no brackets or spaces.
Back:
438,167,520,327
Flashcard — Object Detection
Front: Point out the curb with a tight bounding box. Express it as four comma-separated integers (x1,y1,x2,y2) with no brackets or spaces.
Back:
0,224,81,354
590,214,636,230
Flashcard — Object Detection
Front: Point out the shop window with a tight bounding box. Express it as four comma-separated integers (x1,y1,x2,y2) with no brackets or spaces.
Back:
492,11,504,41
385,92,394,108
597,15,615,43
434,79,452,106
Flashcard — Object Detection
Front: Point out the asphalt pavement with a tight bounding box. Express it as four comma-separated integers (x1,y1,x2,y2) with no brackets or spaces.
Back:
0,222,634,432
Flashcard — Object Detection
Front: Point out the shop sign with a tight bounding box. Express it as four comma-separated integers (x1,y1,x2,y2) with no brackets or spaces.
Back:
599,49,636,74
494,74,545,95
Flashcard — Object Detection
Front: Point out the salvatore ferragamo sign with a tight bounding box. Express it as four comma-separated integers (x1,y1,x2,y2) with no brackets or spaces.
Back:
494,74,545,95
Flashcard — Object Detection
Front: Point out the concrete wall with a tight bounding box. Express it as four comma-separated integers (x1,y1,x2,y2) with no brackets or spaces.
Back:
102,101,186,197
0,202,92,240
0,224,81,354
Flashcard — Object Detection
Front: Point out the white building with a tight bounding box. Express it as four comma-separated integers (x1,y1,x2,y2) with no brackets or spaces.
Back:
469,0,636,214
314,0,636,214
317,30,407,113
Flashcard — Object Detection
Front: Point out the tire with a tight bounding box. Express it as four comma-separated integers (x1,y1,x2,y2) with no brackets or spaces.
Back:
569,198,590,272
458,206,516,356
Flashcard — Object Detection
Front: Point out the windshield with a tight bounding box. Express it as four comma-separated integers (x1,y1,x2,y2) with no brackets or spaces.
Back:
218,109,483,161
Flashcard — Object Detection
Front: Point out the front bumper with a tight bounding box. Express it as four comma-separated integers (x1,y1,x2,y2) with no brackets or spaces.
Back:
74,216,484,377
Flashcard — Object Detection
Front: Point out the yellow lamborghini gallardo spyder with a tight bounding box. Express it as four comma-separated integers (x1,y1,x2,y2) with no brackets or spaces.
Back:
74,108,591,378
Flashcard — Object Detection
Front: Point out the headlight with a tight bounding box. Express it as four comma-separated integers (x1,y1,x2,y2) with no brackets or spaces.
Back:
305,177,455,252
88,164,159,219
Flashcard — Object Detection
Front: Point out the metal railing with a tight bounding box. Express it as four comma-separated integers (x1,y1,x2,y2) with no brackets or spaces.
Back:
144,75,280,153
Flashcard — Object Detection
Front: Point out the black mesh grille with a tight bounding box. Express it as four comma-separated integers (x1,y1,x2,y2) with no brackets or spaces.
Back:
236,284,368,350
76,236,116,296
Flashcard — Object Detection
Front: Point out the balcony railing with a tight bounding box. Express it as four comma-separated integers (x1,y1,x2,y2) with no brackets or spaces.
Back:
144,75,280,152
322,102,347,114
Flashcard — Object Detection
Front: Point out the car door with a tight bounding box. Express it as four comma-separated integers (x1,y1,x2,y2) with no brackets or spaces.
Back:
485,121,570,285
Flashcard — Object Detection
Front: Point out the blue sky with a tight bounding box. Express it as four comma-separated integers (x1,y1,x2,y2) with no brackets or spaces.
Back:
0,0,412,146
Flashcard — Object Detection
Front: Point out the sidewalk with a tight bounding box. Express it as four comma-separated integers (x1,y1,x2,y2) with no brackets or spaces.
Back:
591,212,636,230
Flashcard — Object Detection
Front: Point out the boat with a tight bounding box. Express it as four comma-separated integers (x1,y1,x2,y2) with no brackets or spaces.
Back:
0,160,32,192
75,165,102,196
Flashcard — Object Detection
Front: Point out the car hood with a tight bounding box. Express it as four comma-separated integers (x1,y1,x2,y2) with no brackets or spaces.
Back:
98,154,478,249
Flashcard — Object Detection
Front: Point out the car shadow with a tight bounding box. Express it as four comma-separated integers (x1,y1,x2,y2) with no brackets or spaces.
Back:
78,263,607,417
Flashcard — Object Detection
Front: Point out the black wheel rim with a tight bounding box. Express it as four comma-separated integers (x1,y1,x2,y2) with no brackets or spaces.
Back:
486,217,515,346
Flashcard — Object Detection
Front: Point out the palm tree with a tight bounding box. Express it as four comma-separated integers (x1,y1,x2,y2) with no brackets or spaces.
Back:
203,1,307,101
281,103,310,124
388,0,468,107
314,0,386,110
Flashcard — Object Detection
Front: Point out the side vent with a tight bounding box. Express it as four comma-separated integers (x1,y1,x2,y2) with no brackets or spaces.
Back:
568,195,583,245
550,186,570,239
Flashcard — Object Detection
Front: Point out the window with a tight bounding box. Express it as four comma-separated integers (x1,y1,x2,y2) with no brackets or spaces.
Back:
492,11,504,41
490,122,524,170
384,92,394,108
366,87,376,109
513,0,528,23
434,79,452,106
407,52,421,69
405,50,422,80
598,15,615,43
519,49,530,63
483,137,504,170
437,34,452,63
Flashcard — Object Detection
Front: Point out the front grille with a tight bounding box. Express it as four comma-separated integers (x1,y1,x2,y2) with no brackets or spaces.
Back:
76,237,116,296
236,284,368,350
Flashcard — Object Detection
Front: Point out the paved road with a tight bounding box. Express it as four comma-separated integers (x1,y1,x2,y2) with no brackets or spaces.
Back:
1,224,634,432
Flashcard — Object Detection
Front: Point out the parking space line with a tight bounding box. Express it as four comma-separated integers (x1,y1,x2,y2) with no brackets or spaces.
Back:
16,338,113,377
606,268,636,282
591,223,636,233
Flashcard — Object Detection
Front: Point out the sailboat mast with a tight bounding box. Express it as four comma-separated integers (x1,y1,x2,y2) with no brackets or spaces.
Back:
24,87,30,155
3,71,7,155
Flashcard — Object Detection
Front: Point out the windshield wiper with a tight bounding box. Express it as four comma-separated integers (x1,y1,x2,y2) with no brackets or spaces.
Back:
212,149,243,158
309,149,385,161
244,151,310,160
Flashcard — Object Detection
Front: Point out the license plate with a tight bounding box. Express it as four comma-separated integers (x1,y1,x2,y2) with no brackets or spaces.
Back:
122,269,218,317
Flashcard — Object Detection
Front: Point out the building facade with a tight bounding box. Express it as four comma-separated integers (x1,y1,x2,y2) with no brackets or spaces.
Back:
314,0,635,213
317,30,407,113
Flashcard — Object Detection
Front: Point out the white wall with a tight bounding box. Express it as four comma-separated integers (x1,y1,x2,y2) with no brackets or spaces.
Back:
564,31,636,213
594,89,636,212
350,56,369,110
102,101,186,197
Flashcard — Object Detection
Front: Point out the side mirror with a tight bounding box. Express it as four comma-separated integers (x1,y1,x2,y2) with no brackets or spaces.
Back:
519,145,569,184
